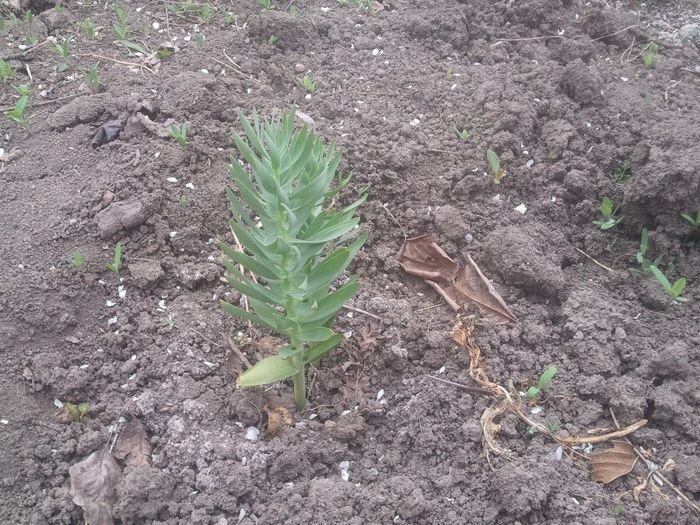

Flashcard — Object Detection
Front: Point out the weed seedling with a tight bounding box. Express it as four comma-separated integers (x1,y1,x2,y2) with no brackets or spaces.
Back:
178,195,191,207
643,42,659,68
487,148,506,184
446,65,454,80
106,241,123,273
634,227,662,273
681,210,700,230
85,64,101,91
63,402,90,421
300,74,316,93
267,34,278,46
195,32,205,47
592,196,622,230
199,3,214,23
221,110,367,410
256,0,272,9
455,126,475,143
169,123,188,147
610,159,631,184
23,10,33,24
79,18,97,38
5,95,28,124
649,265,688,303
70,251,85,268
0,60,13,84
54,38,71,60
526,365,557,400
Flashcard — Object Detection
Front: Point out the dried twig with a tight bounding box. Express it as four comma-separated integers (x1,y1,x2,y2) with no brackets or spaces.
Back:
575,247,613,272
222,49,265,86
75,53,154,73
425,374,494,395
380,203,407,240
342,304,382,321
225,333,252,369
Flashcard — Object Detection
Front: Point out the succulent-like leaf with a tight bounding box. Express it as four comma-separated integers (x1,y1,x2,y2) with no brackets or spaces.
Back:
238,355,300,386
221,301,276,331
305,334,345,363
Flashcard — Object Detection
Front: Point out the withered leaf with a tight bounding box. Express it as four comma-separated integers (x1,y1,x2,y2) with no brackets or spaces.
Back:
69,448,121,525
398,235,516,324
113,419,151,467
263,405,293,437
590,440,637,484
91,120,122,147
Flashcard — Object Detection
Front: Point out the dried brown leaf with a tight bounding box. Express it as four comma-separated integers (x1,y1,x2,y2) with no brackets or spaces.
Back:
113,419,151,467
633,475,648,501
69,448,121,525
399,235,516,324
264,405,293,437
590,441,637,484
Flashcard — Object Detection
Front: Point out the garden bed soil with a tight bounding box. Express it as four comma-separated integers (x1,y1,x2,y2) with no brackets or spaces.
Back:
1,0,700,523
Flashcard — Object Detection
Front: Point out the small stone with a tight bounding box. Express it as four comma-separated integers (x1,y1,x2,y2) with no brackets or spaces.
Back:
294,63,306,73
95,198,148,239
175,262,220,290
103,191,115,204
129,260,164,289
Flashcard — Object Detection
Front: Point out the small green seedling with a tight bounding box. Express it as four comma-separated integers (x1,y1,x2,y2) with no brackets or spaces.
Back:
70,251,85,268
178,195,191,207
526,365,557,400
64,402,90,421
634,228,663,273
54,38,71,60
445,65,454,80
199,3,214,23
113,5,129,27
649,265,688,303
300,74,316,93
0,59,13,84
455,126,476,143
487,148,506,184
221,110,366,410
5,95,28,124
195,32,205,47
611,159,631,184
169,123,188,147
79,17,97,38
23,10,33,24
256,0,272,9
681,210,700,230
592,196,622,230
85,64,101,91
267,34,278,46
106,241,123,273
643,42,659,68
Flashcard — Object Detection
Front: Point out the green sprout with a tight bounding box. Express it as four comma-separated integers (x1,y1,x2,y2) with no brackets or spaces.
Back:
199,3,214,23
634,228,663,273
526,365,557,400
64,402,90,421
70,251,85,268
487,148,506,184
5,94,28,124
54,38,71,60
649,265,688,303
267,34,278,46
85,64,101,91
113,5,129,27
23,10,33,24
610,159,631,184
642,42,659,69
0,59,13,84
178,195,191,207
592,196,622,230
220,110,367,410
445,65,454,80
78,18,97,38
106,241,123,273
681,210,700,230
168,123,188,147
195,32,205,47
300,74,316,93
224,12,237,24
256,0,272,9
455,126,476,143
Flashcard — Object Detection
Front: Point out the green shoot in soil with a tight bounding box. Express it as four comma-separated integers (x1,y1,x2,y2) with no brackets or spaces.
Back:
220,110,366,410
256,0,272,9
85,64,101,91
0,59,13,84
634,227,662,273
199,3,214,23
5,94,28,124
445,65,454,80
592,196,622,230
267,34,278,46
70,251,85,269
300,74,316,93
178,195,191,207
681,210,700,230
63,402,90,422
649,265,688,303
23,10,33,24
54,38,71,60
106,241,123,273
487,148,506,184
610,158,631,184
455,126,476,143
78,18,97,38
526,365,557,400
169,123,188,147
643,42,659,68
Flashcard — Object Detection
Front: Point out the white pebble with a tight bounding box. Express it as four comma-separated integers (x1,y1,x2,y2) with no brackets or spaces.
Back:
555,446,563,461
152,22,160,29
376,389,385,401
166,177,178,183
245,426,260,442
372,48,379,56
514,203,527,214
107,316,118,326
339,460,350,481
185,182,195,189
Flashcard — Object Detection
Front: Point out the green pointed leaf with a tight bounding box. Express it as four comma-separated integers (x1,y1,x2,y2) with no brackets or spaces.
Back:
297,278,359,324
649,265,671,291
537,365,557,389
297,325,334,342
278,344,302,358
225,266,283,304
600,196,613,218
221,301,275,331
305,334,344,363
487,148,500,174
297,218,360,244
219,241,279,280
306,234,367,295
670,277,686,297
238,355,300,387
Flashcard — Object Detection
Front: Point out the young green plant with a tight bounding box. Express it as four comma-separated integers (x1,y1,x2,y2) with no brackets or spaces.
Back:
643,42,659,68
649,265,688,303
169,123,188,147
592,196,622,230
681,210,700,230
487,148,506,184
0,59,13,84
634,227,662,273
455,126,476,143
220,110,367,410
106,241,123,273
300,74,316,93
526,365,557,400
70,251,85,268
5,94,28,124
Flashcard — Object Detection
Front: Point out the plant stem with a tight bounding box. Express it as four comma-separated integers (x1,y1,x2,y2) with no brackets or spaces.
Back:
292,353,306,410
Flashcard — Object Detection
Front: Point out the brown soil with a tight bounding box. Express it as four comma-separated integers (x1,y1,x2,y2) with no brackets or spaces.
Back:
1,0,699,523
